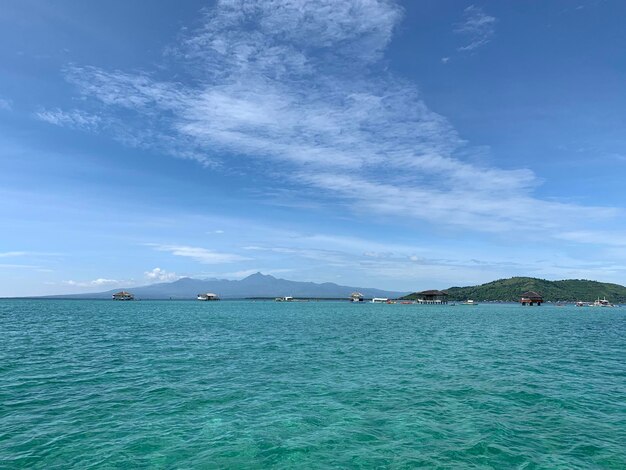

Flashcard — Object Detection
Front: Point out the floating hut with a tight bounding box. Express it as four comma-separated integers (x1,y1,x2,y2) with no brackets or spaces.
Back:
415,290,448,304
197,293,220,301
520,291,543,306
350,292,364,302
112,291,134,301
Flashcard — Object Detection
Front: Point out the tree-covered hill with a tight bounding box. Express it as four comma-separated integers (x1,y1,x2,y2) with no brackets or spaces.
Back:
401,277,626,302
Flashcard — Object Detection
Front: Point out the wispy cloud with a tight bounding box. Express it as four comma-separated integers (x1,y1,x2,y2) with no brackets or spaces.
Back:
144,267,180,282
301,172,616,233
148,243,250,264
0,263,47,270
243,245,350,265
556,230,626,247
455,5,497,52
0,251,61,258
0,251,30,258
47,0,617,240
0,251,58,272
35,108,101,130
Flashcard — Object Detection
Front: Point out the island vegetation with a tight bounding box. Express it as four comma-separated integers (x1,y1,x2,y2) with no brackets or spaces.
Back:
401,277,626,303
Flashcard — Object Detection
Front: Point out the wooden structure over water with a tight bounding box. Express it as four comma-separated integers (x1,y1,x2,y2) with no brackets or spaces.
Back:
197,292,220,301
521,291,543,306
415,290,448,304
112,291,134,301
350,292,364,302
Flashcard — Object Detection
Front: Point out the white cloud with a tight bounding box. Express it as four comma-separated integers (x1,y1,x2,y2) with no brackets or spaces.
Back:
35,108,101,130
556,230,626,247
63,278,121,287
455,5,497,52
0,251,29,258
52,0,618,240
144,267,180,282
148,244,250,264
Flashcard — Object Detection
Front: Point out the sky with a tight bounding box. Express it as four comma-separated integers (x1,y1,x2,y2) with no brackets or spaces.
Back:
2,0,626,296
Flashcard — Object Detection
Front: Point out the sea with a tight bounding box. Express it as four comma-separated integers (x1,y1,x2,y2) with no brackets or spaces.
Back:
1,299,625,469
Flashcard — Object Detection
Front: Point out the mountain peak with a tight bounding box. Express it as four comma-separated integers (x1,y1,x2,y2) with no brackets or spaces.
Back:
244,272,275,280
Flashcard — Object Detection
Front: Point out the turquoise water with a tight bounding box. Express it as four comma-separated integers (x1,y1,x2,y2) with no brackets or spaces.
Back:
1,300,625,469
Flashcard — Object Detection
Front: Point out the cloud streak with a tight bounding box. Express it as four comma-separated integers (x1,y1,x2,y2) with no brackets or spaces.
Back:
148,244,250,264
455,5,497,51
35,108,101,131
0,251,31,258
0,251,60,258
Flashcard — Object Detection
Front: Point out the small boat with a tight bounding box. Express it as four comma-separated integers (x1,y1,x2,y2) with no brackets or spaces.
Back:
461,299,478,305
371,297,388,303
275,296,294,302
575,301,586,307
197,293,220,301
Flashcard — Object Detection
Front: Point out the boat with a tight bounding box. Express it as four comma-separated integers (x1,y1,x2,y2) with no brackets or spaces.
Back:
461,299,478,305
197,293,219,301
275,296,294,302
371,297,388,303
590,297,613,307
112,291,134,301
575,301,586,307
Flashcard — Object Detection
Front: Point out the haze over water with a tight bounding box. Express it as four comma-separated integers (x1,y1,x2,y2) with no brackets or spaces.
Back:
1,299,625,468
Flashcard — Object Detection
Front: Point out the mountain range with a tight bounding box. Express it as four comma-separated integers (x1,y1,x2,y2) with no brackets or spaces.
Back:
52,272,408,300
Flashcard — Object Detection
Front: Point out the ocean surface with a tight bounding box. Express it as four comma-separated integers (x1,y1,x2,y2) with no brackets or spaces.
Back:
1,300,625,469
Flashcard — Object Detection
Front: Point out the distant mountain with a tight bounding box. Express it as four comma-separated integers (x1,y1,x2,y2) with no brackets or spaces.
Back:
401,277,626,302
51,272,408,300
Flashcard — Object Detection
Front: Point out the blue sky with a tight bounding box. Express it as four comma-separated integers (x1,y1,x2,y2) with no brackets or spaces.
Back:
2,0,626,296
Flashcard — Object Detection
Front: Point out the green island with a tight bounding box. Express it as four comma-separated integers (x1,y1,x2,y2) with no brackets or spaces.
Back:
401,277,626,302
